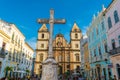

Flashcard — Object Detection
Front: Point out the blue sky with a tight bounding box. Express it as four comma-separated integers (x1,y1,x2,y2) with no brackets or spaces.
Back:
0,0,112,49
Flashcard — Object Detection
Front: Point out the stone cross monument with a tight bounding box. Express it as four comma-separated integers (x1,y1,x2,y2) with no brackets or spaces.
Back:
37,9,66,80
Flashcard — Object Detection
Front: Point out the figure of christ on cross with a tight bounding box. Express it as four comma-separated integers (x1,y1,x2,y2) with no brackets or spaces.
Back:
37,9,66,58
37,9,66,80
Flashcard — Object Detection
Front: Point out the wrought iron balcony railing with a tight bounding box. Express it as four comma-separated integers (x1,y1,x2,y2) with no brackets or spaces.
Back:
109,47,120,55
0,49,8,58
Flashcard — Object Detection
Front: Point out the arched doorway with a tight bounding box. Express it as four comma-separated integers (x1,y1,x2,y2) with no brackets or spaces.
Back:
58,65,62,75
116,64,120,78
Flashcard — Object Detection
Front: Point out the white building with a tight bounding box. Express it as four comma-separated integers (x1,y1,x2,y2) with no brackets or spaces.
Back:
0,20,34,78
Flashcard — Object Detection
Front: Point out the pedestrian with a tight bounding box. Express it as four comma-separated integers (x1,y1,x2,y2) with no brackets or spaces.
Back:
78,75,83,80
113,75,117,80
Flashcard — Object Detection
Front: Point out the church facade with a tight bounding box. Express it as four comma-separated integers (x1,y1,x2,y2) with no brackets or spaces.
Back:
34,23,82,76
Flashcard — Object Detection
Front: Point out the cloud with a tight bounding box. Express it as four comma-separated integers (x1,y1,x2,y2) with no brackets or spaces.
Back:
27,37,36,50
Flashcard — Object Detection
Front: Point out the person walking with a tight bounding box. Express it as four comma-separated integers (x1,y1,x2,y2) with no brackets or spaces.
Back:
113,75,117,80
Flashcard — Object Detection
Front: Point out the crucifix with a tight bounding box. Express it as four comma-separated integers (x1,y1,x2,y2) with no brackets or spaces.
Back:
37,9,66,80
38,9,66,58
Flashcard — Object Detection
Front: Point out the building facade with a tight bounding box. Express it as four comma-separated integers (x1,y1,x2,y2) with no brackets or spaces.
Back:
80,35,90,79
0,20,11,78
87,6,112,80
0,20,34,78
83,37,90,79
105,0,120,79
34,23,82,77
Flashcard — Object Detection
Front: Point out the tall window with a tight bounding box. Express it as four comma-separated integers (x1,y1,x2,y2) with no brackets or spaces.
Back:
96,27,98,35
0,62,1,72
40,54,43,61
98,46,101,55
112,39,116,49
59,55,62,62
108,17,112,29
116,64,120,78
94,49,96,57
12,33,14,41
42,34,44,38
114,10,119,23
101,21,105,30
75,54,79,61
0,42,6,54
118,35,120,46
104,42,108,53
67,54,70,62
75,33,78,39
75,44,78,48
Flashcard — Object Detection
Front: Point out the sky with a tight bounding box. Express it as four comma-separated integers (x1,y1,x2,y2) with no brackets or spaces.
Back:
0,0,112,50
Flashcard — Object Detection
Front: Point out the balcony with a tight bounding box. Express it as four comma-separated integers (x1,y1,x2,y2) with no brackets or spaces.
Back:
0,49,8,58
109,47,120,55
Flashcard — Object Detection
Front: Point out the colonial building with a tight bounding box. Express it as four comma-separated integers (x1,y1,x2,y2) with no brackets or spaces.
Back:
0,20,11,78
105,0,120,79
34,23,82,76
0,20,34,78
80,35,90,79
87,6,112,80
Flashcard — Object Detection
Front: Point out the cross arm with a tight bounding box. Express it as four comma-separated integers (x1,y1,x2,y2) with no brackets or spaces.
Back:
37,19,49,24
54,19,66,24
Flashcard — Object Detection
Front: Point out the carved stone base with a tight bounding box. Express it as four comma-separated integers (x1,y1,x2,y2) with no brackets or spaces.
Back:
41,58,58,80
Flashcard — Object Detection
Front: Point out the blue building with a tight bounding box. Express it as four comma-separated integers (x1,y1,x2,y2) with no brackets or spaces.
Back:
86,6,112,80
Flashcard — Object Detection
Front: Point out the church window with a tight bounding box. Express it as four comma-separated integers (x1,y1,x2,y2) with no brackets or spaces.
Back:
75,54,79,61
59,55,62,62
74,29,77,32
42,34,44,38
67,65,70,68
75,44,78,48
67,54,70,62
40,54,43,61
41,44,44,48
114,10,119,23
75,33,78,38
108,17,112,29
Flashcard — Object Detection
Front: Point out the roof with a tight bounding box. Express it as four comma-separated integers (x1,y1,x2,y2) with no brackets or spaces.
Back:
71,22,81,32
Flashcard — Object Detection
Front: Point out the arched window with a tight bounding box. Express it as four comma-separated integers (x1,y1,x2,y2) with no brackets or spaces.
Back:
108,17,112,29
114,10,119,23
75,33,78,39
42,34,44,38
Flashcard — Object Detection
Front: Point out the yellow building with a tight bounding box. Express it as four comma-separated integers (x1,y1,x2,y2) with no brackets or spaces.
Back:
34,23,82,76
83,41,90,77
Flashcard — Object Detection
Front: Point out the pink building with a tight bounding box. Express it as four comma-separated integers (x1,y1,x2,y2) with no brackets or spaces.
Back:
105,0,120,79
